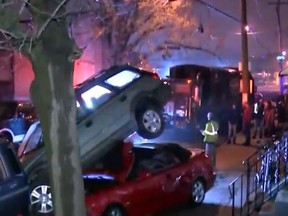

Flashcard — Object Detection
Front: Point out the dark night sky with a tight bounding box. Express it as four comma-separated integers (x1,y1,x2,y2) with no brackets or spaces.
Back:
150,0,288,77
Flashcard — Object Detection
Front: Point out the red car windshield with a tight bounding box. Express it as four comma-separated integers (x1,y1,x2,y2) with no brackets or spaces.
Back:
83,174,117,195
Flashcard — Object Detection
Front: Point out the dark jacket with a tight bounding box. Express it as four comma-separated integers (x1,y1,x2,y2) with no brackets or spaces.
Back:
254,103,264,120
243,105,252,125
228,108,238,124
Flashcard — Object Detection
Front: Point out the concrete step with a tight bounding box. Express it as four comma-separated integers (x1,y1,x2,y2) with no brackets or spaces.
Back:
258,185,288,216
259,200,274,216
273,189,288,216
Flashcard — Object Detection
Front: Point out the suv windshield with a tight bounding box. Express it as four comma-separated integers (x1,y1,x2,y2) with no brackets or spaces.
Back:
83,174,117,195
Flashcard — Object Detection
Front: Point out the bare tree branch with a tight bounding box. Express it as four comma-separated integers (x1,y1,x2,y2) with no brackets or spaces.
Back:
22,0,52,16
1,1,14,8
0,44,14,51
18,34,29,50
0,28,21,40
36,0,68,39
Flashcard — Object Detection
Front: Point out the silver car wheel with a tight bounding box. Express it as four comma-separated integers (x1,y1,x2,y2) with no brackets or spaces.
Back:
30,185,53,213
142,110,162,133
192,181,205,204
106,207,123,216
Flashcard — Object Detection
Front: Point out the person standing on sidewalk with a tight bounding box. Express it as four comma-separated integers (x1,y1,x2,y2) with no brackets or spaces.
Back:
253,98,264,139
242,102,252,146
201,112,219,169
227,103,238,144
264,100,275,137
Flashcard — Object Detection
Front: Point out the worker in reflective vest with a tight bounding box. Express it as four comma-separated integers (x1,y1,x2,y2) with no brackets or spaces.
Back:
201,112,219,169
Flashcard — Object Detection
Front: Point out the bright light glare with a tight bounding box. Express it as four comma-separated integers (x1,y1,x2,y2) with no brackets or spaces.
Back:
81,85,111,109
254,103,258,114
245,25,250,31
76,101,80,107
176,109,185,117
105,70,140,88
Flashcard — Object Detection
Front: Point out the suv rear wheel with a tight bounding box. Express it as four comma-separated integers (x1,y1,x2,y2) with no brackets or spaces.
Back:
136,105,164,139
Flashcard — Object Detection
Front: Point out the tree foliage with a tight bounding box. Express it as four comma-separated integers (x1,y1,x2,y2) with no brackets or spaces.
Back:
71,0,197,65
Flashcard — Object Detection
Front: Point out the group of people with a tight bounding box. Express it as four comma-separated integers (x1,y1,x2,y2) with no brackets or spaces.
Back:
201,97,287,169
227,98,285,146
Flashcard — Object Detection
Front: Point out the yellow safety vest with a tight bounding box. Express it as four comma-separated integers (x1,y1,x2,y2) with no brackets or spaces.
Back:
203,120,219,143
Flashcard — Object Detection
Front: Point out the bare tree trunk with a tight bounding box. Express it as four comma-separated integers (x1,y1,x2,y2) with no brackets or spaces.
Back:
27,16,86,216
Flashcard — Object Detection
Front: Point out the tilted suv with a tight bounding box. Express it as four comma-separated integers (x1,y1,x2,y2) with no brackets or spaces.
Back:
19,65,172,215
75,65,171,166
0,101,37,143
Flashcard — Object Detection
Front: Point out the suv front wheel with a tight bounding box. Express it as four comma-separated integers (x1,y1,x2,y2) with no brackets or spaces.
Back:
136,105,164,139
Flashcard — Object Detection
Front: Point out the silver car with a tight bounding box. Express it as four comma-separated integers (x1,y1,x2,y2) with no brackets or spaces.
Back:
75,65,171,166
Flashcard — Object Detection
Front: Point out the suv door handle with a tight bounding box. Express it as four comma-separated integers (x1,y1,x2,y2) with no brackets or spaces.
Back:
120,95,127,102
85,120,93,128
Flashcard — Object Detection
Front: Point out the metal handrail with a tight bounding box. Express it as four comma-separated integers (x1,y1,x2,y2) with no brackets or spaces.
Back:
229,135,288,216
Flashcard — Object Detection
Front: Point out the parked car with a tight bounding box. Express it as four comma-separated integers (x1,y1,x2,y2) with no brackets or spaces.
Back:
0,101,37,143
85,142,216,216
16,65,171,215
17,124,215,216
0,139,29,216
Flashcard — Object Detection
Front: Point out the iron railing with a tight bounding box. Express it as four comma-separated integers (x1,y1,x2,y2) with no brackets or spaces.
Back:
229,134,288,216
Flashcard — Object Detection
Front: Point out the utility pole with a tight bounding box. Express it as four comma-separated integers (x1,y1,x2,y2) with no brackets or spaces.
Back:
241,0,250,103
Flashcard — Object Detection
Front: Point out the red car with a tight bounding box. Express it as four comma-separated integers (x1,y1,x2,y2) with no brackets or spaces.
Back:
85,142,216,216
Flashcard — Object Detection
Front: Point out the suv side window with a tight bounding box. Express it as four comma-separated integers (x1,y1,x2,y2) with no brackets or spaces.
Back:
105,70,140,88
81,85,113,110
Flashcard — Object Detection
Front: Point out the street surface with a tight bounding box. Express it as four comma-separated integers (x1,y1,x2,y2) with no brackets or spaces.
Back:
130,128,259,216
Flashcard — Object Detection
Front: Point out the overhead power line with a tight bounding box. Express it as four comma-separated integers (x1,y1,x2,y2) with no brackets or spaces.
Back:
194,0,240,22
194,0,269,53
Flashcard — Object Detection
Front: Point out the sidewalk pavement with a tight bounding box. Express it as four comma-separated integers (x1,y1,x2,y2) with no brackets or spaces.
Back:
204,134,288,216
203,133,260,216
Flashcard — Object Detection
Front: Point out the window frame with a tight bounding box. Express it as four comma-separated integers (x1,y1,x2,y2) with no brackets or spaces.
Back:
74,67,145,122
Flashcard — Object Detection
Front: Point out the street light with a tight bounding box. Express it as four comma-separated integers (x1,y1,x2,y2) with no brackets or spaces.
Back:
244,25,250,32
